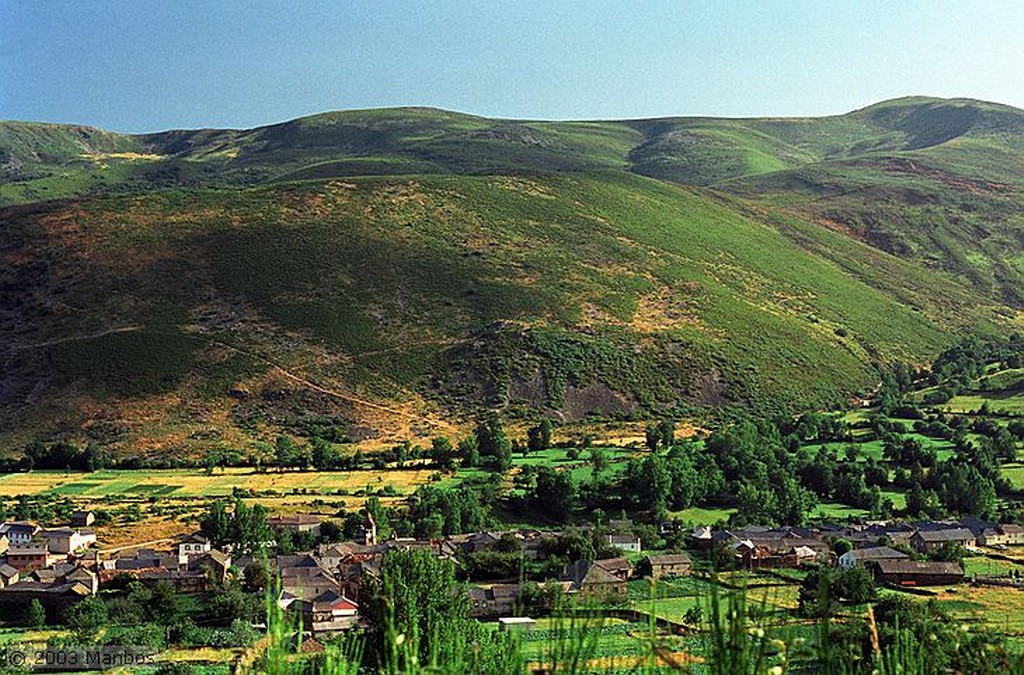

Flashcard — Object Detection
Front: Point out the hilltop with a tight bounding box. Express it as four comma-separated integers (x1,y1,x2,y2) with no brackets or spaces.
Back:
2,97,1023,460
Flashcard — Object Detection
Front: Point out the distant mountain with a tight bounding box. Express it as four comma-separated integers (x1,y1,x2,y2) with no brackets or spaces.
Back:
2,97,1021,459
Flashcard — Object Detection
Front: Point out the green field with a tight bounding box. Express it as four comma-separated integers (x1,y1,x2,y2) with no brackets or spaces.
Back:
940,390,1024,414
1001,463,1024,490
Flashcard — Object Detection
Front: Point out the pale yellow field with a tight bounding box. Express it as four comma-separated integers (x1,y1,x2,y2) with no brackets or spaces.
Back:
0,467,440,499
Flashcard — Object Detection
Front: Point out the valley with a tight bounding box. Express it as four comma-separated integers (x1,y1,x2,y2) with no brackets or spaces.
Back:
5,96,1024,673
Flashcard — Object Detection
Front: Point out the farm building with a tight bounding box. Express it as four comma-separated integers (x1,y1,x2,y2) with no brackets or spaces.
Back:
268,515,323,536
874,559,964,586
562,560,628,596
910,528,976,553
639,553,692,578
498,617,537,632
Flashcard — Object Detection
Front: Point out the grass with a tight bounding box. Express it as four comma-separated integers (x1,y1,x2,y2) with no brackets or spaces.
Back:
1001,462,1024,490
667,506,736,525
940,390,1024,414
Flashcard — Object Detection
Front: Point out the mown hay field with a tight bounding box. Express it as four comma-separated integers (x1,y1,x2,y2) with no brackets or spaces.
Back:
0,467,438,499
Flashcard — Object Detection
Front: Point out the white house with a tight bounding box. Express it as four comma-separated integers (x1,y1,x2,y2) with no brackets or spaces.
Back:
0,522,40,546
606,533,642,554
838,546,909,569
178,533,212,565
41,528,96,554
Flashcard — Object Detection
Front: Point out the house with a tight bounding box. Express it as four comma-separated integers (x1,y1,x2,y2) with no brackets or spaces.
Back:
874,559,964,586
311,590,358,619
0,564,19,588
70,511,95,528
288,590,359,633
310,590,359,631
337,559,379,601
0,534,8,556
65,567,98,595
978,524,1024,547
178,533,212,562
280,564,341,600
605,533,641,554
316,543,357,570
593,557,633,580
41,528,96,555
6,544,60,571
268,515,322,537
838,546,908,569
468,584,522,618
562,561,627,596
106,548,180,572
690,526,714,550
0,578,93,616
731,535,828,569
639,553,692,579
452,531,502,554
0,522,40,547
910,528,976,554
188,550,231,583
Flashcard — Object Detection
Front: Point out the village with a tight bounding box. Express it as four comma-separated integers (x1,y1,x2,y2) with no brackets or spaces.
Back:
2,510,1023,637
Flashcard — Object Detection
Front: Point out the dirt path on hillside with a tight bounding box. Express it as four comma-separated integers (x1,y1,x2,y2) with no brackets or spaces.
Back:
9,324,144,350
206,338,455,431
8,321,455,432
98,537,176,554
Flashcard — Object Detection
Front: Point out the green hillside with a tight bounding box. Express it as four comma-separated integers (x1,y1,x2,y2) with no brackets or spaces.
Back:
3,97,1024,458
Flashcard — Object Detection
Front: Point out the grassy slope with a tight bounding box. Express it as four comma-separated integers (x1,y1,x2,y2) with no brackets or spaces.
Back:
4,96,1024,457
0,169,981,457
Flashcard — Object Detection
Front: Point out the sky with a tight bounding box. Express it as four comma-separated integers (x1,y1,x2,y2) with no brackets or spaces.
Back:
2,1,1024,133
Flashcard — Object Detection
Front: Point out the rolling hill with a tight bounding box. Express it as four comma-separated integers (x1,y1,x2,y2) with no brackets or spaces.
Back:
2,97,1022,461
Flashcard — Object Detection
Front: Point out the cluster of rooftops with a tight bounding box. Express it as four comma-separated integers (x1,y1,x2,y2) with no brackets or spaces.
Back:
1,512,1020,632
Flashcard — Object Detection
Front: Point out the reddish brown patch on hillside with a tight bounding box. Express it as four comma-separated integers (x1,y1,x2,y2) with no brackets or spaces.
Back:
816,217,867,242
880,157,1014,195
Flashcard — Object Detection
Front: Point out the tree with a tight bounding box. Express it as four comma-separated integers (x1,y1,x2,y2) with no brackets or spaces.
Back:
590,446,607,474
200,500,231,547
430,437,456,472
533,466,577,520
657,419,676,448
274,435,301,469
201,498,271,554
527,419,553,453
63,596,108,631
799,566,876,617
495,440,513,473
24,598,46,627
242,558,269,592
311,436,340,470
458,435,480,468
645,425,660,452
361,549,477,669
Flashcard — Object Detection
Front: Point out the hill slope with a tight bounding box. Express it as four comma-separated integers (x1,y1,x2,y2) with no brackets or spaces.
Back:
2,97,1023,460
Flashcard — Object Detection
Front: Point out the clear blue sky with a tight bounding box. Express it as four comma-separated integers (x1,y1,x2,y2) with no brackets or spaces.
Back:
2,1,1023,133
